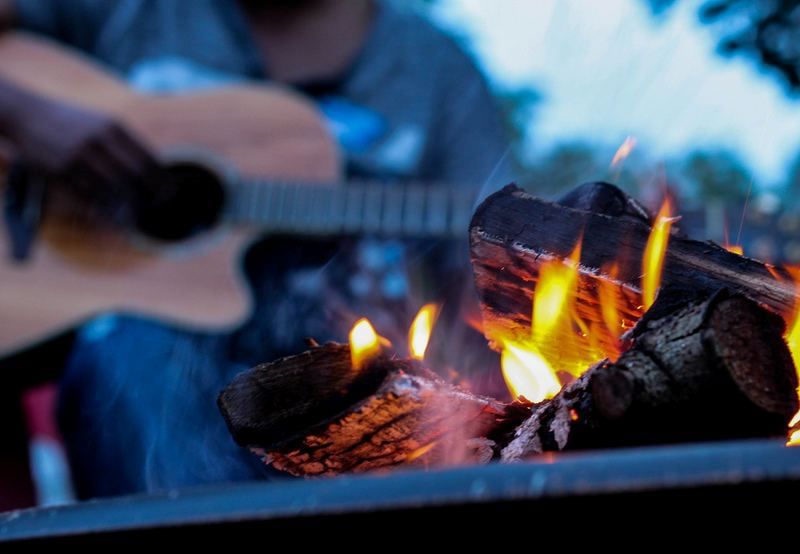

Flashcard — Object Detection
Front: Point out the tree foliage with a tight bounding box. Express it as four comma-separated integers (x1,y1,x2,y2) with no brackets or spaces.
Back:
784,151,800,209
678,150,753,201
648,0,800,94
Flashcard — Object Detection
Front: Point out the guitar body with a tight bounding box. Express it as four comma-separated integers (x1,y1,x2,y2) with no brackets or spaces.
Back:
0,33,342,357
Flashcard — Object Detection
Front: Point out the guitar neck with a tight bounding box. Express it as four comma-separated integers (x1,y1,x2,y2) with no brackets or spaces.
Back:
222,178,477,239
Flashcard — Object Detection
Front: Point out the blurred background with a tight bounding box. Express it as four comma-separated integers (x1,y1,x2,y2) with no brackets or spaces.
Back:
422,0,800,263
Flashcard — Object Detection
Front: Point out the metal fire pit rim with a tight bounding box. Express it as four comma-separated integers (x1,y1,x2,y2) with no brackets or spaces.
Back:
1,438,798,542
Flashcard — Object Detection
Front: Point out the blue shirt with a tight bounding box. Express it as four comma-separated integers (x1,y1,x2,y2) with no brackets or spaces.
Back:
18,0,515,185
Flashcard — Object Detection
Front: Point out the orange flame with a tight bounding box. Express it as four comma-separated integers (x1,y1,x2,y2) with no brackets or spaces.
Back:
500,237,636,401
533,241,581,344
787,311,800,378
407,441,438,462
783,267,800,444
789,411,800,447
501,240,595,400
724,244,744,256
783,266,800,377
610,136,637,168
349,318,381,370
597,263,624,358
501,341,561,403
499,199,683,402
409,303,439,360
642,197,675,310
776,265,800,445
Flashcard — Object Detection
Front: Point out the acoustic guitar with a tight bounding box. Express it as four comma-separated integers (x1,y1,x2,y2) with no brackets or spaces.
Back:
0,33,476,357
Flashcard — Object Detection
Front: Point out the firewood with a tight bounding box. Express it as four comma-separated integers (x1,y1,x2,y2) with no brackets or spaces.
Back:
501,289,799,460
218,342,389,449
219,342,529,476
470,183,797,360
218,183,800,475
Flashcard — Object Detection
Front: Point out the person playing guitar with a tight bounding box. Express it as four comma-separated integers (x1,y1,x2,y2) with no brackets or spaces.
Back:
0,0,515,497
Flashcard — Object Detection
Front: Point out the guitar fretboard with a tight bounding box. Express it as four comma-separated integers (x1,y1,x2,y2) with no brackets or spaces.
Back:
223,179,477,239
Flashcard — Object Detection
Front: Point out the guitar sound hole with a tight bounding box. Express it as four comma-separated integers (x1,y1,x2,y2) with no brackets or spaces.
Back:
135,162,225,241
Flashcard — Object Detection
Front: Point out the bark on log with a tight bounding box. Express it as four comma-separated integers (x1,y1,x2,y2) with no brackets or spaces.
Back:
501,290,799,460
218,342,389,449
470,183,797,361
219,342,529,476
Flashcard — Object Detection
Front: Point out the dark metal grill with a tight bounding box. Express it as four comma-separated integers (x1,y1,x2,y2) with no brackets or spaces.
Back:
1,438,798,543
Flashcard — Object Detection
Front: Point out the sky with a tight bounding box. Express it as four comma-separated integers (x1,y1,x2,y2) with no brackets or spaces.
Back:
431,0,800,188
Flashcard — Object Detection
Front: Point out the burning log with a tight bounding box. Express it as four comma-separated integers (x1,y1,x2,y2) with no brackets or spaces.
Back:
218,341,529,476
470,183,797,363
501,289,799,460
219,289,797,474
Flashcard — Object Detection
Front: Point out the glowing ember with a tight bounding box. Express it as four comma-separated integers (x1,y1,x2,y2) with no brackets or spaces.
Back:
501,341,561,403
610,136,637,168
349,318,381,370
407,441,437,461
725,244,744,256
642,197,675,310
409,303,439,360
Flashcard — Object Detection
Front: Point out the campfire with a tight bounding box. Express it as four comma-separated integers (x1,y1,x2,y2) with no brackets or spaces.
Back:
218,182,800,477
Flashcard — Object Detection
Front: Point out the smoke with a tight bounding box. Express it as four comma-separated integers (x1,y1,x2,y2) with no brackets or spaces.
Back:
58,314,267,499
475,145,513,207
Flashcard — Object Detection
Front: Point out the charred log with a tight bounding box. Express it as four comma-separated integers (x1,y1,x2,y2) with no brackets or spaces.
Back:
470,183,797,360
557,181,652,225
219,292,797,474
219,342,529,476
218,341,390,449
501,290,799,460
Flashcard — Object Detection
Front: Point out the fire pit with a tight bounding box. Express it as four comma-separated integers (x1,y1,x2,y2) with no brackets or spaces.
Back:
1,438,798,543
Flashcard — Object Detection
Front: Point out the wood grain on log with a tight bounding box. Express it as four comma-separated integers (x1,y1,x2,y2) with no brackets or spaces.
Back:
501,290,799,461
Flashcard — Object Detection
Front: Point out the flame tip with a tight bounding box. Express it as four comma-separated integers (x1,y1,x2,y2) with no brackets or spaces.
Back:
349,318,381,370
610,136,637,168
409,303,439,360
642,197,675,310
